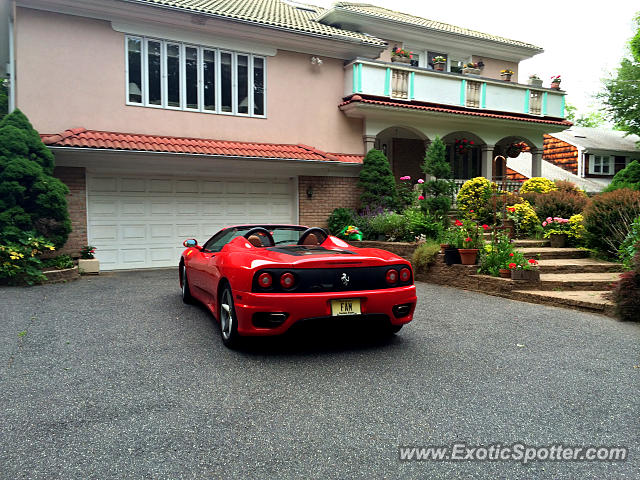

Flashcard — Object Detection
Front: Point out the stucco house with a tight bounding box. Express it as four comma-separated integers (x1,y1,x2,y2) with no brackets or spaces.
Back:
3,0,570,270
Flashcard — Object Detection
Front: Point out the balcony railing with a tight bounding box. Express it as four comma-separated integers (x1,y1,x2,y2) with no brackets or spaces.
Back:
346,59,566,119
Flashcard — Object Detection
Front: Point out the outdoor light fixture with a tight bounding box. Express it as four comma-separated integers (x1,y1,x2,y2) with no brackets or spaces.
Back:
310,56,323,65
306,185,313,198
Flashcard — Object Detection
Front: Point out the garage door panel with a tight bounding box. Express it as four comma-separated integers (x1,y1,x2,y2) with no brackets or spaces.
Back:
88,175,295,270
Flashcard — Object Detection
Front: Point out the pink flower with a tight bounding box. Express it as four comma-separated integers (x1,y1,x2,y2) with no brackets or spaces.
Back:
418,195,425,200
542,221,547,227
400,176,410,181
417,179,424,184
465,237,472,242
546,217,552,223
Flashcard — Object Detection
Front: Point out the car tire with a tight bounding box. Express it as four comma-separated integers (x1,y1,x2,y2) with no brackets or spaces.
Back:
181,264,194,304
386,324,403,335
219,285,241,349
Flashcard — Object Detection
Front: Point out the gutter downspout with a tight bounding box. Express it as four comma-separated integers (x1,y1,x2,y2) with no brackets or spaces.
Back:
8,6,15,112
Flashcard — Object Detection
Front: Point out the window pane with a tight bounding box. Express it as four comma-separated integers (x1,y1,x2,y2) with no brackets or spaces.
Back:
147,41,161,105
237,54,249,114
203,49,216,111
253,57,264,115
185,46,198,109
450,60,464,73
167,44,181,108
221,52,232,113
127,37,142,103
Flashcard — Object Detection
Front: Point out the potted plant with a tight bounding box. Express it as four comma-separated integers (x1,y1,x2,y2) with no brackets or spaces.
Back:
478,232,515,277
458,219,481,265
442,221,466,265
542,216,571,247
339,225,363,241
528,74,543,87
432,55,447,71
462,62,482,75
78,245,99,274
391,47,413,64
500,68,515,81
550,75,562,89
511,255,541,282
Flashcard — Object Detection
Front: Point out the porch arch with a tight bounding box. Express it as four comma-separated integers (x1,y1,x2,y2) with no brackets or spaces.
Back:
374,126,430,182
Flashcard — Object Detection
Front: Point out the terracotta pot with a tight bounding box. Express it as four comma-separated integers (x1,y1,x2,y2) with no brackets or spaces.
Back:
434,62,445,71
511,269,540,282
440,243,450,254
391,56,411,64
551,82,561,90
549,233,567,248
458,248,479,265
443,247,461,266
499,268,512,278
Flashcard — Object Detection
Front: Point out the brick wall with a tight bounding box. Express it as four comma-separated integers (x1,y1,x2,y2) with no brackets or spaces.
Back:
298,176,361,227
54,166,87,257
543,134,578,175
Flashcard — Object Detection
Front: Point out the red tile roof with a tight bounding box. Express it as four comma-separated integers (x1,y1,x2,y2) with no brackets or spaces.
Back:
340,95,572,126
40,128,363,164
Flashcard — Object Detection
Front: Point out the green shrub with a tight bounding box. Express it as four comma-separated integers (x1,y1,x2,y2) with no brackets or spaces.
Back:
605,160,640,192
369,211,407,241
358,149,397,210
619,215,640,270
582,189,640,257
0,231,55,285
411,241,440,273
478,233,515,276
527,190,588,220
506,201,540,237
456,177,496,223
568,214,587,246
327,208,356,235
611,248,640,321
520,177,558,194
402,207,443,241
554,179,585,194
41,254,74,270
0,109,71,248
396,176,417,210
420,136,454,217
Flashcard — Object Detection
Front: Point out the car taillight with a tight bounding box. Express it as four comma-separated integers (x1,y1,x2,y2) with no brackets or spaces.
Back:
258,272,273,288
385,269,398,285
280,272,295,289
399,267,411,282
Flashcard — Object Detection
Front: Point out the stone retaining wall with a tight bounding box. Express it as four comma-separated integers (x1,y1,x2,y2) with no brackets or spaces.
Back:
42,266,80,284
352,240,418,259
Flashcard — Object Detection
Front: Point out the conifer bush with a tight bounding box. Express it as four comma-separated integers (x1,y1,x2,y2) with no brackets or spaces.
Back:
358,149,397,210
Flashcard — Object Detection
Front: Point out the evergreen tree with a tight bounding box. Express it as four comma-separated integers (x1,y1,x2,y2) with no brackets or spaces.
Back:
421,136,453,216
0,109,71,247
358,148,397,210
605,160,640,191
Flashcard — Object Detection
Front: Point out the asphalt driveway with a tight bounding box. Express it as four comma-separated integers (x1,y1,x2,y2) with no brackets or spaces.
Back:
1,269,638,479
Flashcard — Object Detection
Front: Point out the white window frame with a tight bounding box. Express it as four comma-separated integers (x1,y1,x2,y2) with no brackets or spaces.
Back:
124,35,267,118
590,155,613,175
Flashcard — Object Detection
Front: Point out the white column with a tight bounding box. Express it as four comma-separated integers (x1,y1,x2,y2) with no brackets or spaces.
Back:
531,148,543,178
363,135,376,154
481,145,495,180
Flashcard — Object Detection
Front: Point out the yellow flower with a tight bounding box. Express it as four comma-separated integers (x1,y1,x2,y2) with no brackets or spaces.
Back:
48,246,55,251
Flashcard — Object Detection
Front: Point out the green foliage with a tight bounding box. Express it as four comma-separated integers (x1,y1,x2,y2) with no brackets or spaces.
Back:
506,201,540,237
600,57,640,138
41,254,74,270
582,189,640,257
421,136,454,217
619,215,640,270
611,248,640,321
411,240,440,273
396,177,417,210
0,231,55,285
327,208,356,235
0,109,71,248
358,149,397,210
527,190,588,220
520,177,558,194
402,207,443,241
605,160,640,192
456,177,496,223
369,211,406,241
0,80,7,121
568,214,587,246
478,233,515,276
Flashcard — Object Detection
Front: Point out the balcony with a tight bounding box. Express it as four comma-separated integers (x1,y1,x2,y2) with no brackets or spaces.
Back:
344,59,566,120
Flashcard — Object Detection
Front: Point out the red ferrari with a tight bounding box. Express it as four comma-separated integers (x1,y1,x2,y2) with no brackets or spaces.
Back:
179,225,417,348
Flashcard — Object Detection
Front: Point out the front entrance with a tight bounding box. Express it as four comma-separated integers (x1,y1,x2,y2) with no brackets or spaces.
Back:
447,145,481,179
392,138,426,181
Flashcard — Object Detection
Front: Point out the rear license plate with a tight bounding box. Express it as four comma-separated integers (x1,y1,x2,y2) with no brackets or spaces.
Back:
331,299,361,316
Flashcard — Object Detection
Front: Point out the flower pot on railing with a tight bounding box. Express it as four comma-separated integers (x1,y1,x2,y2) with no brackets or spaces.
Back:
501,73,512,82
391,56,411,64
443,247,461,266
549,233,568,248
462,67,481,75
434,62,446,72
528,78,543,87
551,82,561,90
511,269,540,282
458,248,479,265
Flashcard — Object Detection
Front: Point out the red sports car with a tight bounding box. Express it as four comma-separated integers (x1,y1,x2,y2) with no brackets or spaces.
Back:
179,225,416,348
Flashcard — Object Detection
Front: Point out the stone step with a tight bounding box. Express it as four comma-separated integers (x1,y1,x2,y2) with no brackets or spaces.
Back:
513,239,550,248
517,247,590,259
536,258,624,274
511,289,614,314
536,272,622,291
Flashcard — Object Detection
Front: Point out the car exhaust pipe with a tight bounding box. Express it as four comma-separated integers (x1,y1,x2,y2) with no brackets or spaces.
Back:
252,312,289,328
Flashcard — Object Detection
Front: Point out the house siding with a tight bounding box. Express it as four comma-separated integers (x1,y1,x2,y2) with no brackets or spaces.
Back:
53,166,87,257
298,176,361,228
543,134,578,175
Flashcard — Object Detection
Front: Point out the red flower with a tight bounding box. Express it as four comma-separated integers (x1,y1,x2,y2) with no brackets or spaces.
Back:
455,219,463,226
470,140,474,145
528,259,538,265
465,237,472,242
507,207,516,213
470,209,474,213
508,263,516,269
482,224,489,230
509,253,514,257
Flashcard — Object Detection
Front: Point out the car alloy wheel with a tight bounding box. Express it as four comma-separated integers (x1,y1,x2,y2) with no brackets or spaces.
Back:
219,286,240,348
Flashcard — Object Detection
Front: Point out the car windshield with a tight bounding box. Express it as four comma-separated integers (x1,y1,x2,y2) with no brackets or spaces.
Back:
203,226,307,251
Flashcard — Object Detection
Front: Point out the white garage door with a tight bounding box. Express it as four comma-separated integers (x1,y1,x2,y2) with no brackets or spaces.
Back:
87,174,295,270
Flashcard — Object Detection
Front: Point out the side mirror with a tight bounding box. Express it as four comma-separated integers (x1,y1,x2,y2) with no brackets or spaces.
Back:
183,239,198,247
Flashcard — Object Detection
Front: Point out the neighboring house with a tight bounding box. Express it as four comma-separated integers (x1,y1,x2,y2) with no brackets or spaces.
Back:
508,127,640,192
3,0,570,269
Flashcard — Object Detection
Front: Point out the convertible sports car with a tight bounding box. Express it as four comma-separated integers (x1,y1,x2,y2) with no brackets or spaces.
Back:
179,225,417,348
